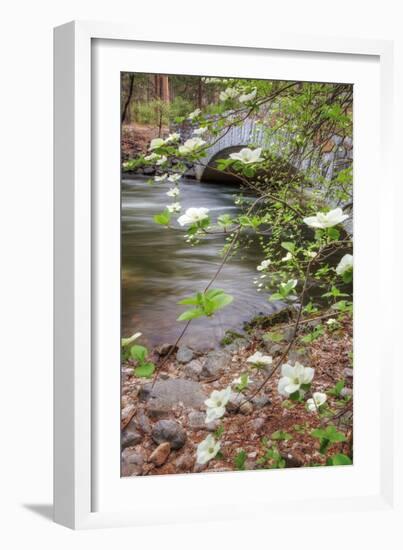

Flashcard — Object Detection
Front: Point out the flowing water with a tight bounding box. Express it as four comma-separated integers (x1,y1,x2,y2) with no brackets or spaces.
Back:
121,176,282,351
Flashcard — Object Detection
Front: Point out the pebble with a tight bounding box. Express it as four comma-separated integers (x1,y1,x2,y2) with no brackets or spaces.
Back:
343,367,354,378
240,401,254,415
200,350,231,379
175,453,195,471
250,417,266,431
121,420,143,448
188,410,219,431
183,359,203,380
152,419,187,449
340,387,353,398
251,395,271,409
136,410,152,434
149,442,171,466
176,346,194,364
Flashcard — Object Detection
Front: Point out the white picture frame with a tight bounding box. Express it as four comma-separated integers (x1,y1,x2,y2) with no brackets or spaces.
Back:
54,20,400,532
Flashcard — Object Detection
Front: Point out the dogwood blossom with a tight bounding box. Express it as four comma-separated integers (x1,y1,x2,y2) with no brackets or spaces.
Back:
230,147,263,164
193,127,208,136
326,318,337,326
148,138,165,151
165,132,180,143
144,152,160,162
196,434,221,465
336,254,353,275
177,207,210,226
278,362,315,397
179,137,206,155
247,351,273,367
188,108,201,120
257,259,271,271
156,155,167,166
281,252,293,262
232,374,252,387
239,88,257,103
155,173,168,182
166,187,180,197
167,202,181,213
168,173,181,183
205,386,232,422
303,208,349,229
306,392,327,412
219,87,239,101
121,332,142,347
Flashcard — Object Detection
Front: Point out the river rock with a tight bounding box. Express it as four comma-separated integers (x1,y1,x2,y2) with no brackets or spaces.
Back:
156,343,177,356
200,350,231,379
343,367,354,378
224,338,248,353
188,410,219,431
239,401,253,415
175,453,195,472
140,379,207,413
149,442,171,466
176,346,194,364
183,359,203,380
250,417,266,431
152,419,187,449
122,419,143,448
251,395,271,409
136,410,151,434
122,448,144,466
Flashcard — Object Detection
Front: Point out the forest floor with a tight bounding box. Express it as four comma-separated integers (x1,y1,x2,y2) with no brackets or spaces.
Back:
121,312,353,476
121,123,167,160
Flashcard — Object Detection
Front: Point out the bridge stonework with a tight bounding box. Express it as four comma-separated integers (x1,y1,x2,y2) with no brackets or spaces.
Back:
172,118,353,183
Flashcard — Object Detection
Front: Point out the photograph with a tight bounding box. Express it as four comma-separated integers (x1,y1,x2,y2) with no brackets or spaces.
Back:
120,72,353,477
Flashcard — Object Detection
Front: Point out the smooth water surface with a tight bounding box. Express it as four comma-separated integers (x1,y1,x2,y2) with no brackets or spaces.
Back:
122,176,280,350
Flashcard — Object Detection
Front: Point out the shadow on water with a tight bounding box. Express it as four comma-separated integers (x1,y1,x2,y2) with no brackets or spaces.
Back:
122,176,281,351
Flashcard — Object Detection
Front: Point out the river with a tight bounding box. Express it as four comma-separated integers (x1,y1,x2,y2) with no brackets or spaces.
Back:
121,176,282,351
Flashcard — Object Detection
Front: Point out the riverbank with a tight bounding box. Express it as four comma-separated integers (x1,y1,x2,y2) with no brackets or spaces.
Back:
121,310,353,476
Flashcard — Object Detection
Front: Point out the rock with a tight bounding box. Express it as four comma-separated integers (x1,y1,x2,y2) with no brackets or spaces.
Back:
122,448,144,466
188,410,219,431
136,410,151,434
183,359,203,380
140,379,207,411
251,417,266,431
282,327,295,342
175,453,195,471
224,338,248,353
121,404,136,427
251,395,271,409
149,442,171,466
282,452,303,468
121,461,143,476
200,350,231,379
156,343,177,356
122,420,143,448
176,346,194,364
245,459,256,470
227,391,243,412
146,399,172,419
240,401,254,415
265,342,283,356
160,372,170,380
193,461,208,473
343,367,354,378
340,387,353,398
152,419,187,450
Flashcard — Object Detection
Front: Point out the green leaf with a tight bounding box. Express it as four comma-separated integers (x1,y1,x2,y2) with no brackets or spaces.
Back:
327,453,352,466
153,210,171,226
134,362,155,378
130,344,148,362
209,292,234,311
177,308,205,321
269,293,284,302
234,450,247,471
281,241,296,253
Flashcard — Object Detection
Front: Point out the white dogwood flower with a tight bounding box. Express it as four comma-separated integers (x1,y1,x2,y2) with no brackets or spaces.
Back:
239,88,257,103
247,351,273,367
167,202,181,213
148,138,165,151
303,208,349,229
166,187,180,197
230,147,264,164
155,173,168,182
165,132,180,143
336,254,353,275
219,87,239,101
179,137,206,155
257,259,271,271
205,386,232,422
281,252,293,262
156,155,167,166
278,362,315,397
168,173,181,183
144,152,160,162
193,127,208,136
188,108,201,120
326,318,337,326
177,207,210,226
306,392,327,412
232,374,252,387
196,434,221,465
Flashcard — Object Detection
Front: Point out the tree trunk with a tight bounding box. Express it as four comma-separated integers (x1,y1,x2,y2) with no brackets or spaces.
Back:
121,73,135,124
161,75,170,103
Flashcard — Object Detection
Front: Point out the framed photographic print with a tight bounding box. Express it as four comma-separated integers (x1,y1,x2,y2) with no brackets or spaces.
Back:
54,21,400,532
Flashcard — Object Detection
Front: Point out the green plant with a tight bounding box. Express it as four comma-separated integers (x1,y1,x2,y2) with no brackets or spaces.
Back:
177,288,234,321
130,344,156,378
311,425,347,454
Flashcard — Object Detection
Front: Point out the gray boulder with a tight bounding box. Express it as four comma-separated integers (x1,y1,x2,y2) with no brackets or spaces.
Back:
152,419,187,450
